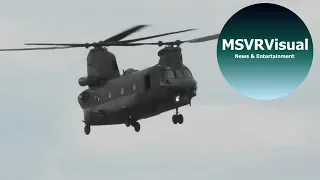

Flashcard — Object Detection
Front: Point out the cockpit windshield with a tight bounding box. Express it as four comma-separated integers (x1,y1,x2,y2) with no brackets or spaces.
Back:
184,69,193,77
173,69,193,78
164,70,175,79
175,70,184,78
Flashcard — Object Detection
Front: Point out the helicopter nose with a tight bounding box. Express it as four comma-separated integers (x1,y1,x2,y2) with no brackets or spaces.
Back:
170,78,197,93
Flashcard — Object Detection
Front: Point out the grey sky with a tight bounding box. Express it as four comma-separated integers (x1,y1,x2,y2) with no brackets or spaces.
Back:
0,0,319,180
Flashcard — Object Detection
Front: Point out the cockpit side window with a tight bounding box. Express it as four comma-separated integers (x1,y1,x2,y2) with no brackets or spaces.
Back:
164,70,175,79
184,69,193,77
175,70,184,78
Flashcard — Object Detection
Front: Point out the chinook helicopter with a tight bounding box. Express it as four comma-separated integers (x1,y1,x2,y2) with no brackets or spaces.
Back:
0,25,219,135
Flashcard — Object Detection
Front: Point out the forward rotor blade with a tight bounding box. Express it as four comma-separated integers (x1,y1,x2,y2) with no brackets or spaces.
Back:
112,33,220,46
25,43,87,46
102,24,149,42
118,28,197,43
184,34,220,43
0,46,76,51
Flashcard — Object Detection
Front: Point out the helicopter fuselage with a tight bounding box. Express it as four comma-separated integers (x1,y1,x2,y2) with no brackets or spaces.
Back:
0,23,219,135
78,64,197,127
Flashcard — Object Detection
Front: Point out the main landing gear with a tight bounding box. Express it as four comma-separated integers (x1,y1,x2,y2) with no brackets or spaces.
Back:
125,116,141,132
172,108,184,124
84,124,91,135
132,122,140,132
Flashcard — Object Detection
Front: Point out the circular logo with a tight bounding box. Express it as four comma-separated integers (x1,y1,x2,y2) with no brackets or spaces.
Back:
216,3,313,100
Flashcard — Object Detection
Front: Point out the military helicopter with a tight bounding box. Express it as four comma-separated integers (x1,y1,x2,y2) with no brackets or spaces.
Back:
0,25,219,135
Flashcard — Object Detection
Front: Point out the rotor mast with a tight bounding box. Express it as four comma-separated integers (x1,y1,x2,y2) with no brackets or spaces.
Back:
157,46,183,69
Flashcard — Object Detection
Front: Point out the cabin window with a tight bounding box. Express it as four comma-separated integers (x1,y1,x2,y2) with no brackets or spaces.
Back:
121,88,124,95
133,83,136,91
164,70,175,79
108,91,112,98
184,69,193,77
144,74,151,90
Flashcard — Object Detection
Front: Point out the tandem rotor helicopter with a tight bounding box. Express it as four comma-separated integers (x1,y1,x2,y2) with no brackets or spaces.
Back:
0,25,219,135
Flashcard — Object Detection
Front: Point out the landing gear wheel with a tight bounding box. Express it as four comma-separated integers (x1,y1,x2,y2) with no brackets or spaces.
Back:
172,115,178,124
124,120,130,127
177,114,184,124
172,114,183,124
84,125,91,135
132,122,140,132
125,116,132,127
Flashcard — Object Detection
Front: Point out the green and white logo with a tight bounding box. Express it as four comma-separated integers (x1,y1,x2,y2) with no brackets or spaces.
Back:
216,3,314,100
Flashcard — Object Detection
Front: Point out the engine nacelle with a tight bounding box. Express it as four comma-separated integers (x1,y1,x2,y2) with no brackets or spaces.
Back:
123,68,138,76
78,76,103,87
78,77,89,86
78,90,91,109
78,91,89,103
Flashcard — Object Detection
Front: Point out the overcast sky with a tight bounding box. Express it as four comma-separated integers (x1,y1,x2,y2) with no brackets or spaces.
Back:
0,0,319,180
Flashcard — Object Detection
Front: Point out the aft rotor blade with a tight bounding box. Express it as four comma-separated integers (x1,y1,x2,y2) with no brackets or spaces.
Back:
25,28,198,47
25,25,149,46
184,34,220,43
118,28,197,43
22,33,220,49
101,42,158,46
102,24,149,42
0,46,76,51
